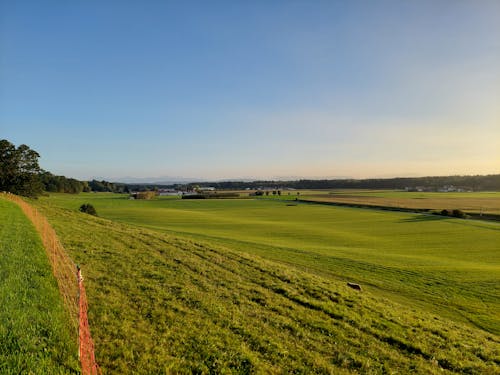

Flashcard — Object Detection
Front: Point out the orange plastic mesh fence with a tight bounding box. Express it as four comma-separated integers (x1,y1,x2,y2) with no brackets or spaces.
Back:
78,269,100,375
1,192,100,375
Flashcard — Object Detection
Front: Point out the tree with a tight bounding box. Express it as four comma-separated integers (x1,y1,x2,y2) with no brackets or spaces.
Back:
0,139,43,197
0,140,17,190
452,209,466,218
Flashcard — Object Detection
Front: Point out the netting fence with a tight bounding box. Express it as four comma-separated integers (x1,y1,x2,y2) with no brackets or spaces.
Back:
1,192,100,375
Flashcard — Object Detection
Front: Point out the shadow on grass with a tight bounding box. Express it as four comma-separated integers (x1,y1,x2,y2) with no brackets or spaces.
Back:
400,214,448,223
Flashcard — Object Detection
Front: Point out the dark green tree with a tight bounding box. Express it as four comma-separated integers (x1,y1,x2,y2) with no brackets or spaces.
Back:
0,140,17,190
0,139,43,197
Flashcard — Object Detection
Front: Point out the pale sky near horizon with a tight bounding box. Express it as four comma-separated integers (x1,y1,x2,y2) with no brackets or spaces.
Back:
1,1,499,181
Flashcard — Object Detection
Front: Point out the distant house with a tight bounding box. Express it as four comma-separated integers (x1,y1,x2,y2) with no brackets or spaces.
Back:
405,186,429,192
438,185,466,193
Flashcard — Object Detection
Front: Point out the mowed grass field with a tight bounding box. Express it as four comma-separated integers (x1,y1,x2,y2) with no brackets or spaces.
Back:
295,190,500,215
40,193,500,335
0,198,78,374
31,194,500,373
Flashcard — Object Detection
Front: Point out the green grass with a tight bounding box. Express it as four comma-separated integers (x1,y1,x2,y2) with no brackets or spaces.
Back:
324,190,500,199
41,193,500,335
296,189,500,215
256,189,500,200
31,197,500,373
0,198,79,374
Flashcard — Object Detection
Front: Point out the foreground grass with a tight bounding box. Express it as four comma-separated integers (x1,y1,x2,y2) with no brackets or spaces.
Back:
34,199,500,374
0,198,78,374
41,193,500,335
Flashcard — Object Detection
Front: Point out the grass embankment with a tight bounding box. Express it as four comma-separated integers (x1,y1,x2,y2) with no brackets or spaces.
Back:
34,196,499,373
0,198,78,374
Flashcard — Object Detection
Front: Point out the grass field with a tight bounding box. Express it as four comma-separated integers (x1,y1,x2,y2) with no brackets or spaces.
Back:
293,190,500,215
0,198,78,374
30,195,500,373
40,193,500,335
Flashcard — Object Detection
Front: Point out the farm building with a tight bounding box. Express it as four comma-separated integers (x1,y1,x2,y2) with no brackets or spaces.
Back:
158,189,182,196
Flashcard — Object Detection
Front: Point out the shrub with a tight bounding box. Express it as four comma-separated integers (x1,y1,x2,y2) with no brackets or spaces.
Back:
205,193,239,199
79,203,97,216
441,209,449,216
182,194,206,199
452,209,466,218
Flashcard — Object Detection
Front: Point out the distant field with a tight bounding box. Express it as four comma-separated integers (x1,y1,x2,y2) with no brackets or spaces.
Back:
32,195,500,373
0,198,78,374
222,189,500,216
296,190,500,215
40,193,500,336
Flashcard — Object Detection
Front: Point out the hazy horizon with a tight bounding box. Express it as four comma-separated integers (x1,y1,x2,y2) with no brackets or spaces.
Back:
1,1,499,180
92,171,498,185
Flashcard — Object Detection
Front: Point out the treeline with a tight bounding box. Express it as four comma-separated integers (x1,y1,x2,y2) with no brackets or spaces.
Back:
41,177,127,194
88,180,127,193
283,175,500,191
40,172,90,193
0,139,126,197
41,176,126,194
171,174,500,191
119,175,500,192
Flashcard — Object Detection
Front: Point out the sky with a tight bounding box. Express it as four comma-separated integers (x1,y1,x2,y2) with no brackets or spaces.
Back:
1,0,499,181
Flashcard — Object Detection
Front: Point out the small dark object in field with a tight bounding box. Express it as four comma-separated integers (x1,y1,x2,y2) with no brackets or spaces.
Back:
347,282,362,291
182,194,206,199
441,209,466,218
79,203,97,216
451,209,466,218
286,203,297,206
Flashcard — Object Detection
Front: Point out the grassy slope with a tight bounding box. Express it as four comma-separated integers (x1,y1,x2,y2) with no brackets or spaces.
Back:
41,193,500,335
32,200,500,374
0,198,78,374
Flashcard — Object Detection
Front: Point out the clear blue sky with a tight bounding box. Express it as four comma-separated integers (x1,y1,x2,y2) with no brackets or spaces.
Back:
1,1,499,181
